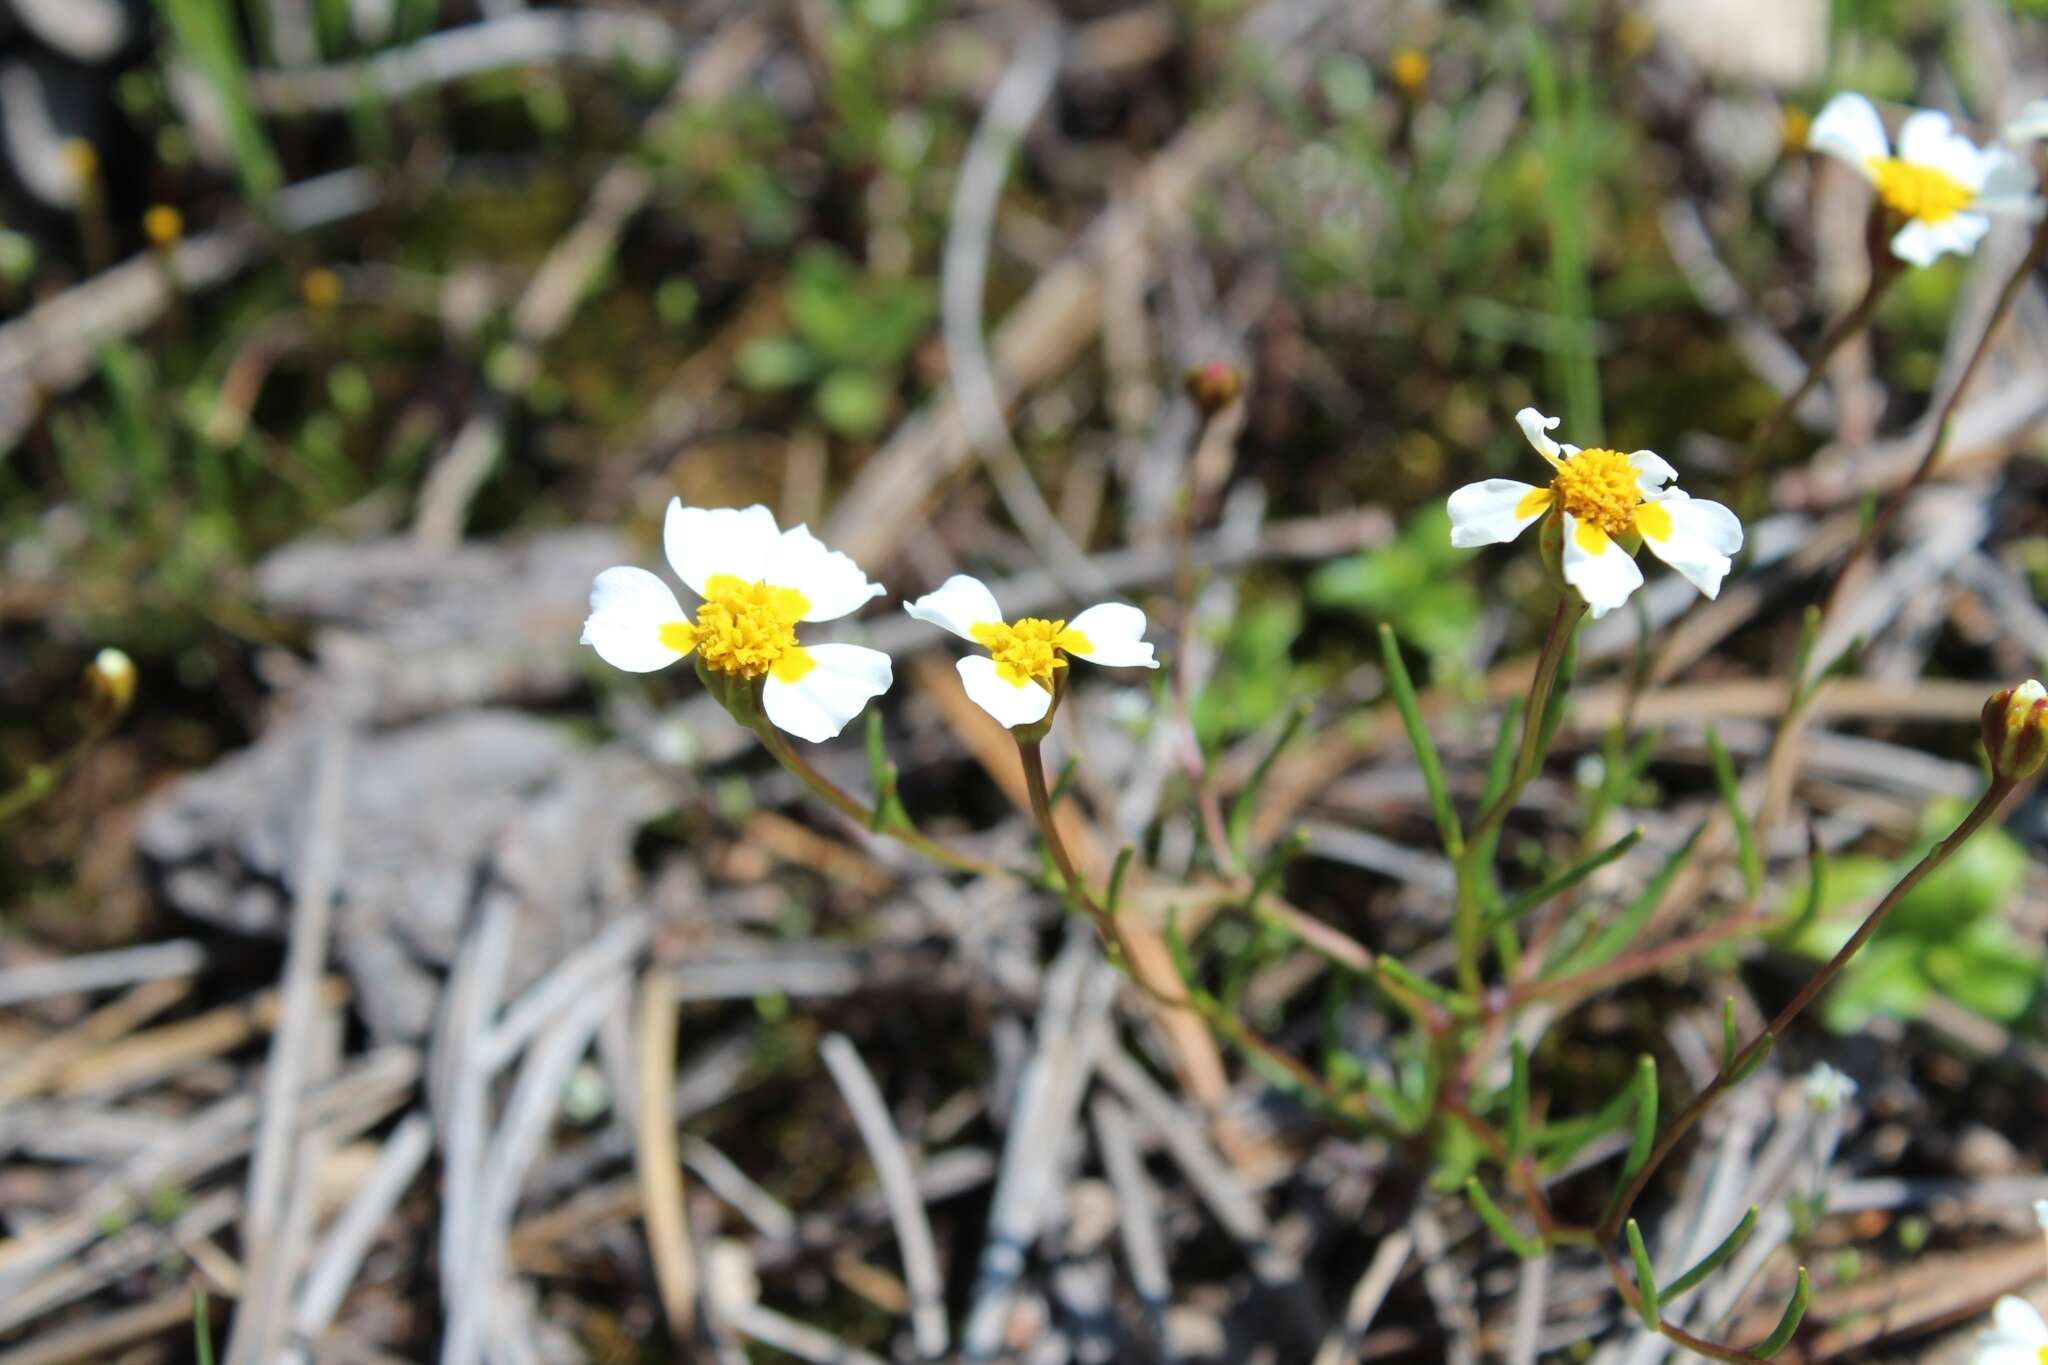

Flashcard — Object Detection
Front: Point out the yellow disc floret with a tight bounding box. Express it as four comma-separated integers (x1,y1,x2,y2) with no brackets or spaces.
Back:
662,574,814,681
1548,448,1643,538
1867,157,1973,223
971,617,1095,689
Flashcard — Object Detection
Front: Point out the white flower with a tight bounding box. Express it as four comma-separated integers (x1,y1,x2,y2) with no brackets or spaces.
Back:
2009,99,2048,144
581,501,892,743
904,574,1157,729
1801,1062,1857,1115
1975,1296,2048,1365
1446,408,1743,620
1807,92,2040,268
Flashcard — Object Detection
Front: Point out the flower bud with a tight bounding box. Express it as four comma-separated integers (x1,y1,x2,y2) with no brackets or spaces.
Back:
84,648,136,725
1981,679,2048,782
1183,360,1243,418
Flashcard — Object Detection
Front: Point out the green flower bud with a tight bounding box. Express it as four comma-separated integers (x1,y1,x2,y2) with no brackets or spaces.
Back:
1981,679,2048,782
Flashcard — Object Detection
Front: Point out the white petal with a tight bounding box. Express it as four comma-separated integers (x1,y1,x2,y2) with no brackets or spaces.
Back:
1978,1343,2044,1365
1890,212,1989,266
1993,1296,2048,1344
1561,512,1643,620
1975,148,2043,216
664,501,783,598
581,567,687,673
2008,98,2048,143
1515,407,1565,463
772,523,885,622
1447,480,1549,548
904,574,1006,643
1808,92,1887,174
1640,490,1743,600
1628,449,1677,493
2034,1198,2048,1232
1065,602,1157,668
1897,109,1989,192
761,643,892,743
956,654,1053,729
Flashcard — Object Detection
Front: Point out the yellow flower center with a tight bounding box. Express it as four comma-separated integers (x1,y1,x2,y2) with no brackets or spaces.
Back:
971,617,1094,689
1867,157,1973,223
660,574,814,682
1548,447,1643,538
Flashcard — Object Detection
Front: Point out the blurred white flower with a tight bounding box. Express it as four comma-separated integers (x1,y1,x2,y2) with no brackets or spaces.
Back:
1446,408,1743,619
1801,1062,1857,1115
1975,1296,2048,1365
904,574,1157,729
581,501,892,743
1807,92,2040,267
2009,100,2048,144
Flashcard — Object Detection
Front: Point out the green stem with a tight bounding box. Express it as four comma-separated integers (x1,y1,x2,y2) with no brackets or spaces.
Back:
750,719,1002,879
1018,736,1094,908
1452,595,1583,995
1597,776,2016,1240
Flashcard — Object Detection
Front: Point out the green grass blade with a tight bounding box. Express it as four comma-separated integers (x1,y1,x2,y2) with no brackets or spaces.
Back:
1378,625,1462,857
155,0,284,211
1486,826,1643,931
1705,726,1761,897
1547,820,1704,979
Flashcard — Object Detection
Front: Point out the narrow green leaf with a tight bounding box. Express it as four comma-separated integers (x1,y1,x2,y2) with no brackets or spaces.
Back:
1771,832,1827,945
1532,1070,1640,1169
1625,1219,1660,1329
864,710,903,832
1479,697,1525,812
1229,700,1310,860
1378,624,1462,857
1464,1178,1545,1260
1048,753,1082,809
1720,997,1739,1073
1706,726,1761,898
1790,605,1822,694
1547,821,1706,979
1486,827,1644,931
1731,1032,1775,1083
1376,956,1477,1019
1105,846,1136,915
195,1287,214,1365
1533,624,1580,761
1664,1206,1758,1298
1621,1055,1658,1183
1507,1039,1531,1160
1746,1266,1811,1359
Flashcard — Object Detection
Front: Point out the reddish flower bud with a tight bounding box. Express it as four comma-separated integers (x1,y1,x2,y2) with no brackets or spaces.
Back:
1183,360,1243,417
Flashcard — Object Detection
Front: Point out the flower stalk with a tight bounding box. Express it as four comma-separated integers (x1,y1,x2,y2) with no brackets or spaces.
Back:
1453,594,1584,994
1597,773,2018,1240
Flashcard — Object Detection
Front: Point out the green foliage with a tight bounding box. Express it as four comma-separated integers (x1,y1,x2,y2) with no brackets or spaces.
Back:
1309,507,1479,668
1191,593,1314,745
735,245,935,438
1787,797,2035,1030
154,0,282,210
